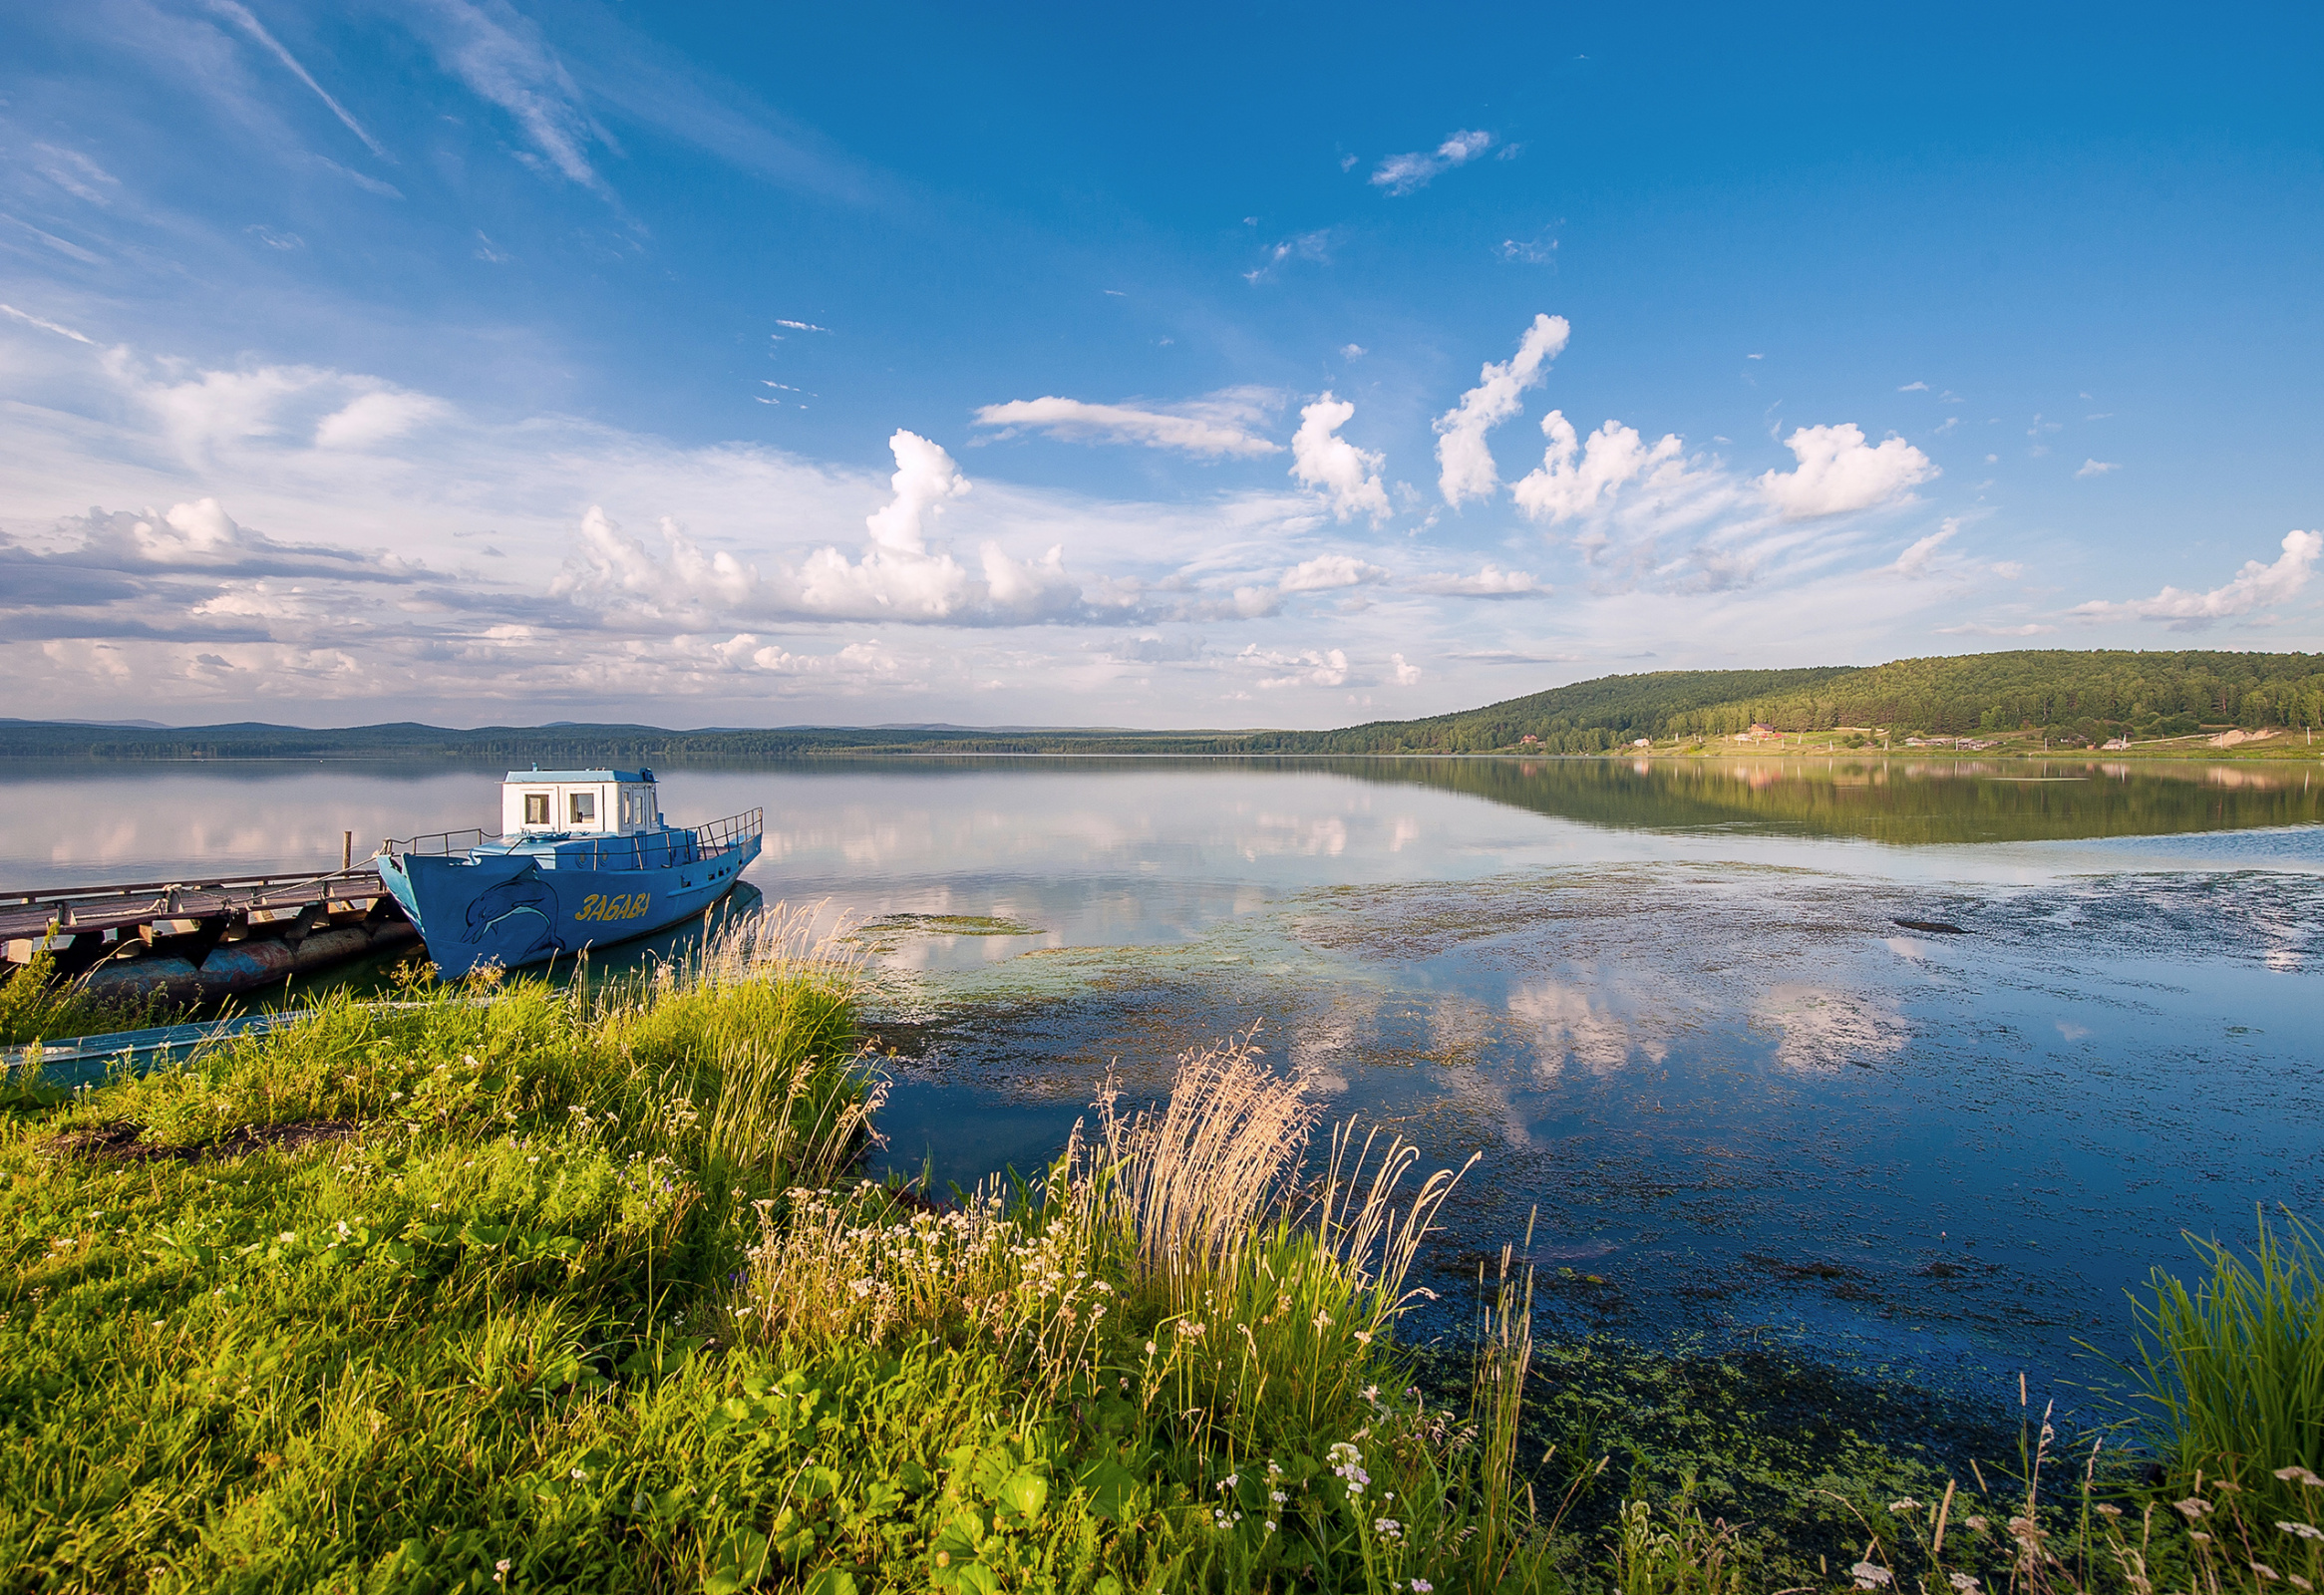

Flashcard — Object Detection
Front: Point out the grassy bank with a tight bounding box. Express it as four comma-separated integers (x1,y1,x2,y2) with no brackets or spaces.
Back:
0,917,1532,1592
2,914,2317,1593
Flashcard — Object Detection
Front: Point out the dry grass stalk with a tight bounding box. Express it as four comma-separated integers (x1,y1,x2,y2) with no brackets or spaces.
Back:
1089,1028,1321,1296
1312,1119,1480,1333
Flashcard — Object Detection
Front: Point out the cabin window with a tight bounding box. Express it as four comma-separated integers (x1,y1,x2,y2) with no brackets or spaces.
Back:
569,793,596,824
523,793,550,825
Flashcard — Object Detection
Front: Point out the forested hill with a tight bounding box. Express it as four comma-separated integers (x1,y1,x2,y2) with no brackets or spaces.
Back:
0,720,1248,761
4,649,2320,761
1274,649,2324,753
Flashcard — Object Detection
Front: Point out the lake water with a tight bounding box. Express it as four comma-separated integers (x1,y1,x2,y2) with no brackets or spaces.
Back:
6,754,2320,1420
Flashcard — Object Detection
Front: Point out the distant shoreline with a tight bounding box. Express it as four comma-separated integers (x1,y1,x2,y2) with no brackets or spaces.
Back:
2,741,2315,767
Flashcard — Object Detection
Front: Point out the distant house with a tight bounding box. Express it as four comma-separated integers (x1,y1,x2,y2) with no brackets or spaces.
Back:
1519,734,1539,745
1632,737,1651,748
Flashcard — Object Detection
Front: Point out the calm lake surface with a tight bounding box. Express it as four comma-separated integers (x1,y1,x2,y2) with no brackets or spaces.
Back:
6,755,2320,1419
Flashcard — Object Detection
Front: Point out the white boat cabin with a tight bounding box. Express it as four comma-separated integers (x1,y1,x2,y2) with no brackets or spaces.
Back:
501,769,663,837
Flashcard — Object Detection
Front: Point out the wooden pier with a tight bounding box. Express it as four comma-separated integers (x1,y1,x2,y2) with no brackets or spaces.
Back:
1,862,419,998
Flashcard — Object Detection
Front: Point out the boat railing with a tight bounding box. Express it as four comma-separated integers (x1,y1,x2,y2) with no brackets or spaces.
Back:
380,810,760,870
695,807,764,857
381,827,498,860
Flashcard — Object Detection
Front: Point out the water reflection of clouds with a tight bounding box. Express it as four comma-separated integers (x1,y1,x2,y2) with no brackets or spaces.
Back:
1507,976,1669,1077
1244,811,1350,859
1284,1000,1363,1093
1753,983,1909,1072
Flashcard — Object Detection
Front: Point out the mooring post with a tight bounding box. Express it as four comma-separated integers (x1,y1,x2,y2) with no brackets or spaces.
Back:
343,831,353,872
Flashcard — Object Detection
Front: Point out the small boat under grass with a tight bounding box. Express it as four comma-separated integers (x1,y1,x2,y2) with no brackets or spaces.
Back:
376,769,762,978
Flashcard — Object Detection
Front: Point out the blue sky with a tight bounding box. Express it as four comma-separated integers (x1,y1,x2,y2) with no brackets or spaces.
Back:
2,0,2319,727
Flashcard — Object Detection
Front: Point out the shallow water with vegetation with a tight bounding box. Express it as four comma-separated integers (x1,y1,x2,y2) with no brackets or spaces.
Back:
4,755,2319,1427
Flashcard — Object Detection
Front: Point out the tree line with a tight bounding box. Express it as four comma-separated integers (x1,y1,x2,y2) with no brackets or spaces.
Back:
5,650,2320,762
1261,650,2324,754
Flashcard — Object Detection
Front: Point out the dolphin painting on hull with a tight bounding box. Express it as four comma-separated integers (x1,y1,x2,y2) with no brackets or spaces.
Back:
460,863,566,969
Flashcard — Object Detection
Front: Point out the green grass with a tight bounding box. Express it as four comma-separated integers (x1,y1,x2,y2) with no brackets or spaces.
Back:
0,950,162,1051
4,915,2318,1595
0,921,1546,1593
2127,1210,2324,1527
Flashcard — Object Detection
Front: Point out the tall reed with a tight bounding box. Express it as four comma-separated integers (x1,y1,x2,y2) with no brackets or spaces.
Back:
1474,1227,1538,1580
2129,1208,2324,1525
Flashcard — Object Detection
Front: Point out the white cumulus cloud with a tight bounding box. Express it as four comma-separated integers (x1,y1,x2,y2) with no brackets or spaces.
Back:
1757,424,1936,519
1511,412,1681,522
2069,530,2322,626
553,506,759,615
2076,459,2120,478
1433,313,1569,507
1238,643,1350,688
551,434,1094,627
1289,394,1391,522
864,430,970,554
1279,553,1386,592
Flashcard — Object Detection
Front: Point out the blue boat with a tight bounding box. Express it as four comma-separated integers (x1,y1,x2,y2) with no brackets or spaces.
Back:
375,769,763,978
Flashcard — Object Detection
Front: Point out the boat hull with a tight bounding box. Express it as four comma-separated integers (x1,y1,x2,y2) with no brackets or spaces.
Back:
377,835,761,977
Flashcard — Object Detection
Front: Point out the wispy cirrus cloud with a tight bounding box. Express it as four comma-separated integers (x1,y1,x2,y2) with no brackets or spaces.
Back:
1371,129,1495,195
973,392,1281,458
202,0,390,160
1408,563,1545,597
29,144,123,207
1243,228,1335,284
1935,621,2055,637
408,0,615,192
0,302,96,344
